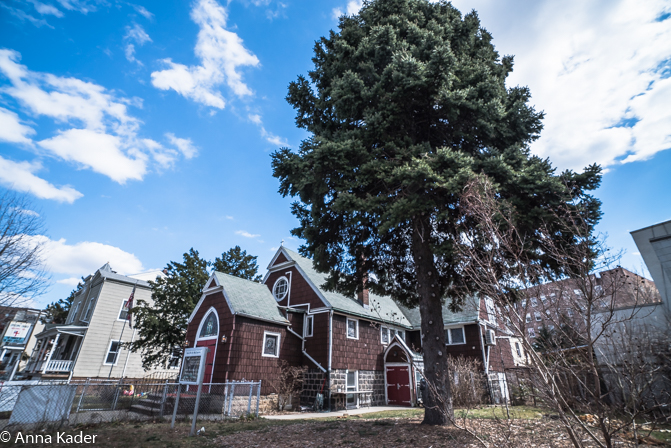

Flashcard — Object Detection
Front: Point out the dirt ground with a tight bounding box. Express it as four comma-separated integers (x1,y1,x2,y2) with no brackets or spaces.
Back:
5,411,670,448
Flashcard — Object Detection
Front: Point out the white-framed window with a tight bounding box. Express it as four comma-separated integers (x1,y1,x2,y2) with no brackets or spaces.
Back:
541,294,548,302
534,312,542,322
118,298,131,321
262,331,280,358
380,326,390,344
527,328,536,338
484,297,496,323
67,301,81,324
388,328,405,342
545,309,552,319
272,277,289,302
304,315,314,338
525,313,532,323
530,297,538,307
104,340,122,365
346,318,358,339
346,370,358,408
521,299,527,308
82,295,97,322
167,347,181,369
573,289,582,297
445,326,466,345
515,342,522,357
198,310,219,340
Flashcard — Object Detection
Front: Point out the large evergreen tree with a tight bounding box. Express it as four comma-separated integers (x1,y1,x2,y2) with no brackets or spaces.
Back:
131,246,263,368
212,246,263,282
42,279,84,324
130,248,210,368
272,0,601,424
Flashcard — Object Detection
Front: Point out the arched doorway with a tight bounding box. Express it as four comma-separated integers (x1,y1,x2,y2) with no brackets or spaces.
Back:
384,339,413,406
196,307,219,384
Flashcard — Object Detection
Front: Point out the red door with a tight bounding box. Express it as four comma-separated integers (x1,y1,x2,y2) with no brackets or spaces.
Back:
386,365,411,406
195,339,216,383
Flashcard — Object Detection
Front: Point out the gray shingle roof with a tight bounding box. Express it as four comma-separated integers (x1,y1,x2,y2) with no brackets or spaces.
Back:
283,248,413,328
214,272,289,324
282,248,480,330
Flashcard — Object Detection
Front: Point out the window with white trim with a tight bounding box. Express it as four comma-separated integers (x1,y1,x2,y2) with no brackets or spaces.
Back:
199,311,218,339
527,328,536,338
545,309,552,319
530,297,538,307
83,295,97,322
118,298,131,320
104,340,122,365
262,332,280,357
67,301,81,324
346,370,358,408
304,315,314,338
167,347,181,369
380,326,389,344
272,277,289,302
445,327,466,345
346,318,358,339
525,313,532,323
484,297,496,323
389,328,405,342
515,342,522,357
534,312,542,322
521,299,527,308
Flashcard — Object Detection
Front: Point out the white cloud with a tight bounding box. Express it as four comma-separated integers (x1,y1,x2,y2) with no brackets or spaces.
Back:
151,0,260,109
0,156,83,203
0,107,35,144
130,3,153,19
225,215,234,220
332,0,362,19
236,230,260,238
27,0,64,17
57,277,82,286
38,129,147,182
247,113,288,146
54,0,97,14
449,0,671,170
1,3,52,27
124,23,152,65
165,133,198,158
28,235,145,276
0,49,194,190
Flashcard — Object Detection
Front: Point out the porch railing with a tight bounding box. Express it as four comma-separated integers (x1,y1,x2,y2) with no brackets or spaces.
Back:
45,359,73,372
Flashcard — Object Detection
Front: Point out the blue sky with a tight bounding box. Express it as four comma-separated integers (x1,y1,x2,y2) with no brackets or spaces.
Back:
1,0,670,308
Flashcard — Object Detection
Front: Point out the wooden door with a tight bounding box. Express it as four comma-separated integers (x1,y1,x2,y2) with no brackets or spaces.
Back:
386,365,411,406
196,339,216,383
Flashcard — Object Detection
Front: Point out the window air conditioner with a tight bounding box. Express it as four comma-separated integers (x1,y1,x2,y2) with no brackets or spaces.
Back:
485,329,496,346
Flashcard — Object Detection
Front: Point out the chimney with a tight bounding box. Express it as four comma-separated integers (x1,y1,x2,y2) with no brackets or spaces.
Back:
358,272,370,309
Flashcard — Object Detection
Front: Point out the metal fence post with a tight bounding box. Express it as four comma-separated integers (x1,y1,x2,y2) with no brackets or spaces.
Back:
255,380,261,417
227,382,236,416
245,382,252,416
223,384,229,416
112,378,123,411
171,384,181,429
76,378,90,413
159,379,169,417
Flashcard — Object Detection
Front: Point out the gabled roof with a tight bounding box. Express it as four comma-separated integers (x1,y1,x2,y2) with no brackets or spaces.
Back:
281,248,414,328
213,272,289,324
91,263,151,288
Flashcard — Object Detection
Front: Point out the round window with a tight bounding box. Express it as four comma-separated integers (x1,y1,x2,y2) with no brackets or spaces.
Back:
273,277,289,302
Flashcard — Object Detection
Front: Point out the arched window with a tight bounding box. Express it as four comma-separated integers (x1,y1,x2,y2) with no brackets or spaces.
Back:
198,311,219,339
272,277,289,302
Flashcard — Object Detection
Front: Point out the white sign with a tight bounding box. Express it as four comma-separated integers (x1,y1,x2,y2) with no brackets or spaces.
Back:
2,322,32,344
179,347,208,385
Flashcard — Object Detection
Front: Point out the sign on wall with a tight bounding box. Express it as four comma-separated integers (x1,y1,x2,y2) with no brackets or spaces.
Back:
179,347,208,385
2,322,32,345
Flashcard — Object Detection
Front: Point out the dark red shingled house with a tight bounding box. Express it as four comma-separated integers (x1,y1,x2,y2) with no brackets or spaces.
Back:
186,246,519,409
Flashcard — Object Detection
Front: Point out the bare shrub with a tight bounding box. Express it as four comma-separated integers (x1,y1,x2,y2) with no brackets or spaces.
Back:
269,361,307,411
447,356,488,407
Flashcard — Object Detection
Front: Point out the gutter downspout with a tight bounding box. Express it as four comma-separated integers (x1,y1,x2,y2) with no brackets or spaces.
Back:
328,310,333,411
287,327,326,372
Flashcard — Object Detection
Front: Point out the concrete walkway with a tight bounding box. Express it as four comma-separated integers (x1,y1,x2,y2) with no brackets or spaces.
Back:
263,406,413,420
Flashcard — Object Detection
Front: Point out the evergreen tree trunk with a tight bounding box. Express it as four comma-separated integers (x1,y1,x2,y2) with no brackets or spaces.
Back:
412,216,453,425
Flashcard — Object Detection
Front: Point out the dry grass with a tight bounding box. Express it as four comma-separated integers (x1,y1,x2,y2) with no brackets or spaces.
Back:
6,409,669,447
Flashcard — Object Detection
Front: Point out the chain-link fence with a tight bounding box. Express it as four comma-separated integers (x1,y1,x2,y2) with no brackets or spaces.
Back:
0,379,261,430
